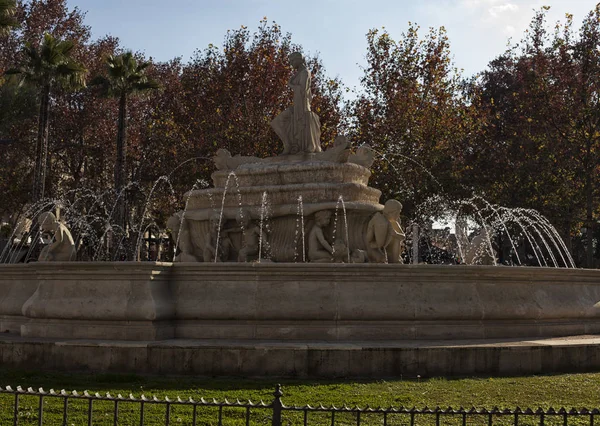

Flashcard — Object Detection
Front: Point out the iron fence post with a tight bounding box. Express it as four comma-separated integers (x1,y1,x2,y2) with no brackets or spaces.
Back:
272,384,283,426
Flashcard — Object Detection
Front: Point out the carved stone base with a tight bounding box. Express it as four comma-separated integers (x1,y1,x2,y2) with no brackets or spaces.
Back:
180,161,384,262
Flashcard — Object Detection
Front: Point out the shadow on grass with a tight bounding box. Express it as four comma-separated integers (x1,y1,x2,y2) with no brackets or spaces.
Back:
0,367,381,394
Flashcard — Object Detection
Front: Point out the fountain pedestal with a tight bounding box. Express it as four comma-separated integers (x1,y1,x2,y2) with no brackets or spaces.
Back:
181,161,383,262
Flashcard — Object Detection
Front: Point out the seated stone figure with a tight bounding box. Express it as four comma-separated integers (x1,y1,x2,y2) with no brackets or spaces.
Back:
38,212,76,261
167,213,198,262
229,209,265,262
308,210,334,263
366,200,405,263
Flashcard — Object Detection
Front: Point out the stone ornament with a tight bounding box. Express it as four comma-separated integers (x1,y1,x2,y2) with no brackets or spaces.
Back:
332,237,349,263
308,210,334,262
203,214,232,262
366,200,405,263
319,135,351,163
213,148,262,171
455,217,496,265
271,52,322,155
174,51,396,263
349,144,376,169
37,212,76,262
167,213,198,262
231,209,266,262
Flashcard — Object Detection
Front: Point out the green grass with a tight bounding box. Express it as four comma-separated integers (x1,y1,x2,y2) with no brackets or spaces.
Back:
1,369,600,425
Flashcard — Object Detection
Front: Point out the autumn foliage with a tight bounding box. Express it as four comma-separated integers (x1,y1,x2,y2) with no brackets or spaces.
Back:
0,0,599,265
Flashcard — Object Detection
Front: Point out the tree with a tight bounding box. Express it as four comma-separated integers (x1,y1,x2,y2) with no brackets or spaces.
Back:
0,0,17,35
350,24,474,220
50,36,121,197
468,5,600,267
179,19,343,179
91,51,159,232
5,32,86,202
0,84,37,216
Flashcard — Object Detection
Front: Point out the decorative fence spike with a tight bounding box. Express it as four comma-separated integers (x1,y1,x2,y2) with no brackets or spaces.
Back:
3,383,600,426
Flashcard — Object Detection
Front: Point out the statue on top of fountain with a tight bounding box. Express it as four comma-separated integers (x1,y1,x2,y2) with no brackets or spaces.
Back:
211,51,377,171
271,52,322,156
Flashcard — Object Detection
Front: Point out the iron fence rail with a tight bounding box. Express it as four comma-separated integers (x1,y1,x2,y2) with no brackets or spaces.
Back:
1,384,599,426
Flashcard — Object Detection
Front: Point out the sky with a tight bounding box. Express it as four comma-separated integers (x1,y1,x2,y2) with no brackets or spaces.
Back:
67,0,596,91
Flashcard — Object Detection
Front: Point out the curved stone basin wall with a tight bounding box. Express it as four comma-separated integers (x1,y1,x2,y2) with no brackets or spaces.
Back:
1,263,600,341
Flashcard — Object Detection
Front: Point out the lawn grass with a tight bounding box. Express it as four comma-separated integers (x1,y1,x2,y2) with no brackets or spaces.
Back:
1,369,600,425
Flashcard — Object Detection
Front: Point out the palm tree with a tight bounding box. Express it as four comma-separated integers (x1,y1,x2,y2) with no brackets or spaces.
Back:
5,33,86,202
91,52,159,233
0,0,17,36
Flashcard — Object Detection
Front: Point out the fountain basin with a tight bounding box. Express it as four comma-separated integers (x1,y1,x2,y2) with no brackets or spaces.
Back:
2,262,600,377
2,262,600,341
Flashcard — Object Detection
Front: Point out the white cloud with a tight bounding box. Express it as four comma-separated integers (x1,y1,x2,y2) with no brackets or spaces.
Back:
417,0,596,77
489,3,519,18
461,0,504,8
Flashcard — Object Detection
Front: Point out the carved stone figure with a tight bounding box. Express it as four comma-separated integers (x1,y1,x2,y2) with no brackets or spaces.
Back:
228,209,265,262
271,52,322,155
167,213,198,262
366,200,405,263
213,148,262,171
455,218,496,265
37,212,76,261
203,214,232,262
319,135,351,163
349,144,376,169
308,210,333,262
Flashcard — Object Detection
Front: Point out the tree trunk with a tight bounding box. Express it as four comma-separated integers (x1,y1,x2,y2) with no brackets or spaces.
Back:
33,84,50,202
114,93,128,234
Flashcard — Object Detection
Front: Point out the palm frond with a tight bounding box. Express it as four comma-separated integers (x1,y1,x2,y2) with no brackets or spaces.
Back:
12,33,87,91
56,61,87,89
132,79,161,92
3,67,27,87
0,14,17,35
93,51,159,97
0,0,17,12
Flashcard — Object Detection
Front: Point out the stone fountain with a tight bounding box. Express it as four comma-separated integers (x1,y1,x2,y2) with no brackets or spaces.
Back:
1,52,600,378
170,51,403,265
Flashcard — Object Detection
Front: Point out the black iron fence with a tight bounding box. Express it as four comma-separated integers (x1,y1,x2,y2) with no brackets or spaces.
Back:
2,384,599,425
